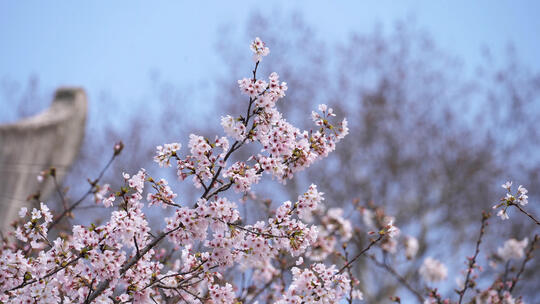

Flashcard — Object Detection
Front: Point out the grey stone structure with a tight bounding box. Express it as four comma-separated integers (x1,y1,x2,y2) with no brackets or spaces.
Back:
0,88,87,234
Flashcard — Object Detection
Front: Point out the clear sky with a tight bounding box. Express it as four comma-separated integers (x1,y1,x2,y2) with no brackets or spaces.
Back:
1,1,539,113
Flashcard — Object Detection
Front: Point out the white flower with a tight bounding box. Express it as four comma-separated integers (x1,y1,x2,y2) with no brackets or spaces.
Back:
517,185,528,206
352,289,363,300
497,238,528,261
419,257,448,283
18,207,27,218
497,209,510,220
404,236,419,260
502,181,512,191
424,298,438,304
361,208,375,229
221,115,246,141
382,238,398,254
501,291,518,304
31,208,42,220
384,218,400,238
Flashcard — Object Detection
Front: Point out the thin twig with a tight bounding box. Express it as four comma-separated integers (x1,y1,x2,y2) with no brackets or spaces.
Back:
225,220,290,239
246,275,278,304
345,249,354,304
457,211,490,304
512,203,540,225
49,152,118,230
337,235,383,275
427,288,444,304
368,254,424,302
9,256,81,291
51,172,69,212
84,279,95,303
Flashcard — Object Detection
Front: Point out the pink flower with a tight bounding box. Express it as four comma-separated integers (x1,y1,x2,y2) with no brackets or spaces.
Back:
250,37,270,62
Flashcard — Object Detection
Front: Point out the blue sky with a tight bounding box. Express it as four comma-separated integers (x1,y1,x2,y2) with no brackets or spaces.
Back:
1,1,539,115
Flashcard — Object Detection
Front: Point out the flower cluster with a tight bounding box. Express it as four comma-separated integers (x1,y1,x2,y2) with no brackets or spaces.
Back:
493,181,529,220
147,178,177,208
159,46,347,197
1,181,151,303
276,264,351,304
474,289,524,304
15,202,53,248
94,183,115,207
222,161,261,193
238,78,267,98
154,142,181,167
360,204,402,254
208,283,236,303
307,207,352,261
250,37,270,62
221,115,246,141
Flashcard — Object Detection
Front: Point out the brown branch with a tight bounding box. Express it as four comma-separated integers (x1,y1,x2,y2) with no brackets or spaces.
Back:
226,221,289,239
51,170,69,212
368,254,424,302
133,236,140,259
195,173,209,193
49,150,119,230
345,249,354,304
245,275,279,304
337,235,383,275
511,203,540,225
141,262,214,292
427,288,444,304
9,255,81,291
457,211,490,304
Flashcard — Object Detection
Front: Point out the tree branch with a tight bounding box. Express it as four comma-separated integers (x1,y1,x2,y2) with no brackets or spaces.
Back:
368,254,424,302
337,235,383,275
457,211,490,303
512,203,540,225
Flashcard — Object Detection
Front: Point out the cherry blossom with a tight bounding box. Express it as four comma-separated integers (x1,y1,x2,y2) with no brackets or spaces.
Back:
250,37,270,62
276,264,351,304
154,142,181,167
404,236,419,260
497,238,529,261
419,257,448,283
221,115,247,141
